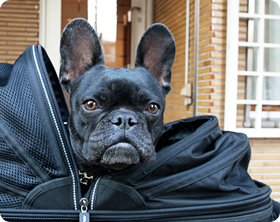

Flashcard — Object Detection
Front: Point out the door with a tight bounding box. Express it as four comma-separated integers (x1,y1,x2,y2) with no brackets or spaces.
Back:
61,0,88,33
86,0,153,69
61,0,153,69
86,0,131,69
130,0,153,68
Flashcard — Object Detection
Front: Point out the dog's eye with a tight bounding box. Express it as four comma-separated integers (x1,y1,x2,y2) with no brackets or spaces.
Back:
147,103,159,114
84,100,98,111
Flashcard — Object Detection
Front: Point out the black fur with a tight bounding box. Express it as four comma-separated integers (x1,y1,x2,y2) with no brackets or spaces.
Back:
60,18,175,176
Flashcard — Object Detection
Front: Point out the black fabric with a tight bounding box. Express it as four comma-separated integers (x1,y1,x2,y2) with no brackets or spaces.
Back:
92,179,147,210
91,116,272,213
272,200,280,221
0,64,12,86
0,45,77,210
0,45,279,221
0,55,57,178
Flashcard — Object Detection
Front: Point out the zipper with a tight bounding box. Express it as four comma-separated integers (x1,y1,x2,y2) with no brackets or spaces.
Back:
32,45,78,210
76,176,101,221
90,178,101,210
78,176,101,222
79,198,90,222
0,196,272,221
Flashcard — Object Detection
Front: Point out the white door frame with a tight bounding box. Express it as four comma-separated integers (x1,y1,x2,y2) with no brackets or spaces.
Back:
39,0,62,74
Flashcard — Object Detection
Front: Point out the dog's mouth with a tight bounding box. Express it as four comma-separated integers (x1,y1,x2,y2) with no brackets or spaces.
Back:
77,131,156,172
99,142,140,170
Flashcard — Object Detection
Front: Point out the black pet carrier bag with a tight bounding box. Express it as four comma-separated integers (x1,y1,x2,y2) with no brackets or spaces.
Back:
0,45,280,221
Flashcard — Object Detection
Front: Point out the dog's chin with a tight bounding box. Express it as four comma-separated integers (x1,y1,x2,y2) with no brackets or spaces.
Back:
99,142,140,170
101,163,131,171
75,140,156,175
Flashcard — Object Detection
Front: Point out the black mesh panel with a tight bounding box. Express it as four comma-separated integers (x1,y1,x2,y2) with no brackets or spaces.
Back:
0,56,58,178
0,192,24,208
0,54,60,208
0,135,40,190
0,63,12,86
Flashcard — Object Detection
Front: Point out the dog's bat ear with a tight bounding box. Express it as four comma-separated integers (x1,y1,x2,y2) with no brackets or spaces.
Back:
135,23,176,96
59,18,104,92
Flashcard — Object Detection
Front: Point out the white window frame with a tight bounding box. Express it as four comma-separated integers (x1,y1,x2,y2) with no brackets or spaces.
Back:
225,0,280,137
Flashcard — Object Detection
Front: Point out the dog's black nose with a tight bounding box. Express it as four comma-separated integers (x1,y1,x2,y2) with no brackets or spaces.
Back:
111,112,137,129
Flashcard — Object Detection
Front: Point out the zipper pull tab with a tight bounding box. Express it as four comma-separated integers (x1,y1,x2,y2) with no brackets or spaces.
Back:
79,198,90,222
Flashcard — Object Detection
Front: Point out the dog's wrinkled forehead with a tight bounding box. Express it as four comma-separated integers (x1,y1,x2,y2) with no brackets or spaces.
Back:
71,65,164,107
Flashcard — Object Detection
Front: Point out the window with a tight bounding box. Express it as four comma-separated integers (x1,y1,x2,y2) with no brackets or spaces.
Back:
225,0,280,137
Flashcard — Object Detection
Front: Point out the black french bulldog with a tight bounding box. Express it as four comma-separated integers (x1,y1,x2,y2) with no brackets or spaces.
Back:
59,18,175,178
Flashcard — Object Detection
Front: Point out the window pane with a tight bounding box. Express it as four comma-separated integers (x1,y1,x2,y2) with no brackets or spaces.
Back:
263,76,280,100
255,0,259,14
239,47,258,71
264,19,280,44
238,76,257,100
265,0,280,15
261,105,280,128
240,0,259,14
236,104,256,128
239,19,248,42
239,18,259,42
264,48,280,72
240,0,248,13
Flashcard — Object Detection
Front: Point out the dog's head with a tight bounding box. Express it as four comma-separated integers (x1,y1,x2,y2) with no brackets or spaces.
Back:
59,18,175,176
